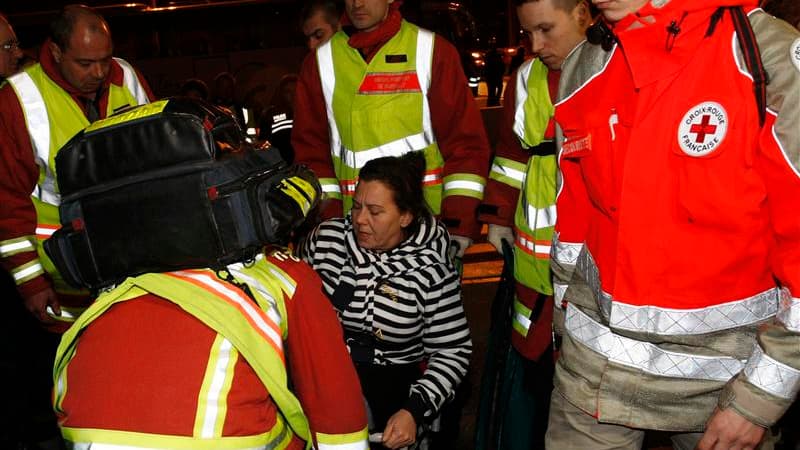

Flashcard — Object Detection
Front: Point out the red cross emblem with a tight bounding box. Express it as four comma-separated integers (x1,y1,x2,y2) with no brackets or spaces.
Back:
688,115,717,143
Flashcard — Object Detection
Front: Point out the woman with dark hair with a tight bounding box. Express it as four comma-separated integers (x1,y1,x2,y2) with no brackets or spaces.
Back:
298,151,472,450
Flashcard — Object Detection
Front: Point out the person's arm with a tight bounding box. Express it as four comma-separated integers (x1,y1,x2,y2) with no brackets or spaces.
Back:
402,269,471,423
479,68,524,230
429,36,491,241
275,253,368,448
702,15,800,446
292,52,342,220
0,85,60,323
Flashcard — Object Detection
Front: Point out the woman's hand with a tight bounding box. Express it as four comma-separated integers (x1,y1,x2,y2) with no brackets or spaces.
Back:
381,408,417,449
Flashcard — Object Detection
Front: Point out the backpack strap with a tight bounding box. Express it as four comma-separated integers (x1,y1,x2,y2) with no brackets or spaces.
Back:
705,7,768,127
729,6,769,127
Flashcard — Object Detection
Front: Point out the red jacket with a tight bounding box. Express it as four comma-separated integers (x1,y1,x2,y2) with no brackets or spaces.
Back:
0,43,155,299
553,0,800,427
57,251,367,448
292,14,490,239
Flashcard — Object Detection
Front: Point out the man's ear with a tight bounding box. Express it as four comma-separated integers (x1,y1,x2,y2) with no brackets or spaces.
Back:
49,41,62,64
574,1,592,29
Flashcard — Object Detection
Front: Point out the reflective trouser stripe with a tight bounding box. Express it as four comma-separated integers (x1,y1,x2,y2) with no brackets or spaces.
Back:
512,298,532,337
0,236,36,257
194,336,238,438
565,303,744,382
12,260,44,284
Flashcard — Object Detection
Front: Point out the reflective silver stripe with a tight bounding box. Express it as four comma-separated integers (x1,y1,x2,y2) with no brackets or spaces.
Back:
608,288,780,336
490,162,525,184
443,179,484,194
554,282,568,306
743,344,800,400
227,262,284,329
320,29,437,171
0,237,35,257
526,204,556,231
517,235,550,256
343,133,433,170
69,441,275,450
416,29,435,148
7,71,60,206
318,440,370,450
12,260,44,282
514,311,532,333
316,40,342,163
512,59,534,142
321,183,342,194
271,119,293,134
552,235,582,265
35,225,58,238
565,303,744,382
777,288,800,332
577,247,780,335
115,57,151,106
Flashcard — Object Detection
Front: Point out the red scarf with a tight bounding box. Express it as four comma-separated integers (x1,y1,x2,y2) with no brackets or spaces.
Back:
343,2,403,63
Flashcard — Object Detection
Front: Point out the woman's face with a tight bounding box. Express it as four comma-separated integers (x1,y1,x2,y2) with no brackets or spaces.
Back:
352,180,413,251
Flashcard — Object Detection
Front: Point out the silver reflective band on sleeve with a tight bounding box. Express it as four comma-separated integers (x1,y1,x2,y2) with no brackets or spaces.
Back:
565,303,744,382
777,288,800,332
552,236,582,265
321,183,342,194
318,440,370,450
443,180,485,194
0,238,35,257
12,261,44,282
490,162,525,184
515,311,532,333
743,344,800,400
608,288,780,336
526,204,557,231
115,57,151,106
554,282,568,306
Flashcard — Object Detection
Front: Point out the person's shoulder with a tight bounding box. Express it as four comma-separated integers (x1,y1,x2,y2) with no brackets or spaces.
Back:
262,247,322,290
557,39,611,104
749,8,800,64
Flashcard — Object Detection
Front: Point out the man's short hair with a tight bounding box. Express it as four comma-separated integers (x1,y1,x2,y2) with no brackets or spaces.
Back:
300,0,341,26
49,4,107,50
513,0,582,12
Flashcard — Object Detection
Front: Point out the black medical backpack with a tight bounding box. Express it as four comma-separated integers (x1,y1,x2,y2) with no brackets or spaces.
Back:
44,98,320,291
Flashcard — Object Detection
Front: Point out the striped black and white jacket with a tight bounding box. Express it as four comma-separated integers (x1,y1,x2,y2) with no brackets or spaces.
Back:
298,214,472,420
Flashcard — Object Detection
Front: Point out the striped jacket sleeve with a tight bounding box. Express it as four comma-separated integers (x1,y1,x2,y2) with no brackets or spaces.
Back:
405,267,472,421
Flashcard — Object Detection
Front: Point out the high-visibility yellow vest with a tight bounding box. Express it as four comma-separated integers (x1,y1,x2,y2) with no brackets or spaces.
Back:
488,59,556,337
4,59,149,299
53,256,315,449
316,20,485,213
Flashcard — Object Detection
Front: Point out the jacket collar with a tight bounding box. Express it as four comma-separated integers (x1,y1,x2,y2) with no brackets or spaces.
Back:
610,0,757,88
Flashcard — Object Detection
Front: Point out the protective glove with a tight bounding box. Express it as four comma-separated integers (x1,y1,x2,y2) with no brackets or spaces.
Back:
487,224,514,256
448,235,473,264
